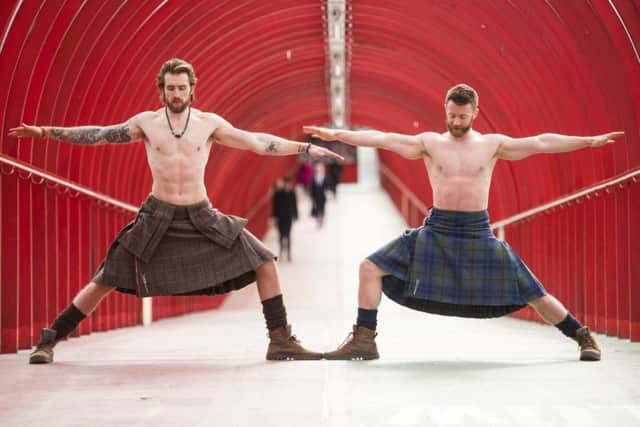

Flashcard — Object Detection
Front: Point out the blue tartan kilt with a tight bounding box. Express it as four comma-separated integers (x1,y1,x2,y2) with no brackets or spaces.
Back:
367,208,546,318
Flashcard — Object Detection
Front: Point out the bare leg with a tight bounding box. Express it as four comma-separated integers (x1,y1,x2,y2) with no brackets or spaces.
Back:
529,294,601,360
358,259,387,309
257,259,322,359
324,258,384,360
256,260,282,301
30,282,114,364
72,282,115,315
528,294,568,325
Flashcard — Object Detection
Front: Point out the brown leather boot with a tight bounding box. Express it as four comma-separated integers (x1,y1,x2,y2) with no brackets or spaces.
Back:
324,325,379,360
266,325,323,360
575,327,601,361
29,328,58,364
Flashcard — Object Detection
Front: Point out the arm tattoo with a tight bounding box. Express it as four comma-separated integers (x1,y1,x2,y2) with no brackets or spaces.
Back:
266,141,280,153
49,124,132,145
103,125,132,143
49,127,101,145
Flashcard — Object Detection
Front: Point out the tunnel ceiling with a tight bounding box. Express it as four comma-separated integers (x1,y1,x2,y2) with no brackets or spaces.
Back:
1,1,638,219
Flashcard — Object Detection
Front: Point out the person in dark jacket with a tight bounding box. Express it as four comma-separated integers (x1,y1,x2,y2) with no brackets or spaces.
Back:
310,162,329,227
272,176,298,261
327,159,343,198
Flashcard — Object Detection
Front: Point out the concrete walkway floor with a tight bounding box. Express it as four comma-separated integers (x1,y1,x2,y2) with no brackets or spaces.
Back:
1,183,639,427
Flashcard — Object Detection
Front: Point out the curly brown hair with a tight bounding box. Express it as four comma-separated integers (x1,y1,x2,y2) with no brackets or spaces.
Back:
445,84,478,110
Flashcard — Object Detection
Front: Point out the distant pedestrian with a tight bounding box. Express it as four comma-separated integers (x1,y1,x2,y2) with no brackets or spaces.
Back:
272,176,298,261
310,163,329,227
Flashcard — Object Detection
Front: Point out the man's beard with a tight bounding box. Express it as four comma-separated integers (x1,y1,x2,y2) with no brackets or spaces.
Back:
163,94,191,113
447,122,471,138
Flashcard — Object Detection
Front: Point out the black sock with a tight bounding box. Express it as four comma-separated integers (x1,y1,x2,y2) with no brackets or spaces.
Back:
261,294,288,330
356,307,378,331
50,303,87,340
555,313,582,338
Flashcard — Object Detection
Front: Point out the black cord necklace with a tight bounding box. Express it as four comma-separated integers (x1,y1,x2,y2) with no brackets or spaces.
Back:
165,106,191,138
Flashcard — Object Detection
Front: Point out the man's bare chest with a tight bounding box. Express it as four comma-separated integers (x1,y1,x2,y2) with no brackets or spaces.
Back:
143,120,213,157
428,144,496,178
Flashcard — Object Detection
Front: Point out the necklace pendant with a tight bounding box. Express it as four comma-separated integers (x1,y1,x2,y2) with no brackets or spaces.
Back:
165,106,191,140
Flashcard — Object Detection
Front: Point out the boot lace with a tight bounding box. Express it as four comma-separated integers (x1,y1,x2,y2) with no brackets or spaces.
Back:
579,333,596,349
336,332,355,350
33,341,55,354
35,337,58,351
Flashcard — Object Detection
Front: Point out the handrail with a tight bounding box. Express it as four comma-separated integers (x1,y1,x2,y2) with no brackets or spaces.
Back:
1,152,286,220
2,151,281,326
379,162,640,230
245,191,272,221
491,166,640,229
379,164,430,214
0,153,138,212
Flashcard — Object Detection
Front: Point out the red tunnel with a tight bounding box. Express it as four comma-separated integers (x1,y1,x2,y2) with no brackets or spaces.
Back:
1,1,638,353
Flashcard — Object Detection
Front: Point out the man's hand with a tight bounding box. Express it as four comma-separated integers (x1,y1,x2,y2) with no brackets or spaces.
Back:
308,144,344,162
303,124,427,159
303,126,337,141
8,123,44,139
591,131,624,148
302,126,345,161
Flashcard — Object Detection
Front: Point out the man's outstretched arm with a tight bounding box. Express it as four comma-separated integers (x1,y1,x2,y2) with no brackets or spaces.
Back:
8,117,145,145
495,131,624,160
214,121,344,161
303,126,430,159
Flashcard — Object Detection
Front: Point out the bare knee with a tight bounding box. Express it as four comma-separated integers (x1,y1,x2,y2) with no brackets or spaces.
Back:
83,282,115,298
359,259,384,280
528,295,547,309
256,259,278,278
528,294,567,324
528,294,558,310
73,282,115,314
255,260,281,300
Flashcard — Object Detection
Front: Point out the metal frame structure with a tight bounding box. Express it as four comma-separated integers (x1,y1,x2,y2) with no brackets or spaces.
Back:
1,1,638,352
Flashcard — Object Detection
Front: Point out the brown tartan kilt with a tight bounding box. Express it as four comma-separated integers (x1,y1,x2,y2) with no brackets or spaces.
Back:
92,196,275,297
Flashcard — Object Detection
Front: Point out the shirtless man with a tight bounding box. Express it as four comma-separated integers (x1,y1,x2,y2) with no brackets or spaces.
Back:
9,58,342,364
304,83,624,362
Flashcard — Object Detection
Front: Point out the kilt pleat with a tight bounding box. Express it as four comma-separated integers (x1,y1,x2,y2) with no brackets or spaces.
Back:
93,195,275,297
369,208,546,318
